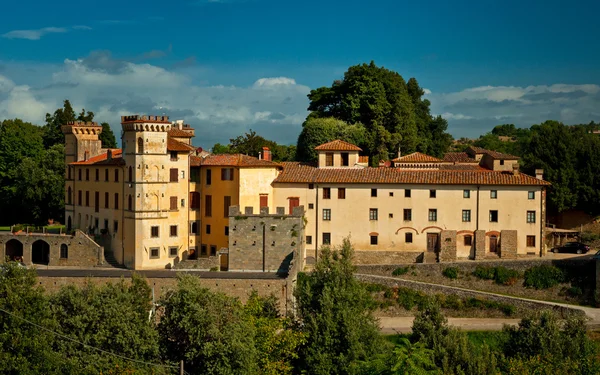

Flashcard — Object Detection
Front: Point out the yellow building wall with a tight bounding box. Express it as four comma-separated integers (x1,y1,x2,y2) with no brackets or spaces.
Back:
239,168,279,212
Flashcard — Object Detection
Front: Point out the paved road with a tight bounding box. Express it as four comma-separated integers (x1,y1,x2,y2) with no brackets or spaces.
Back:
33,267,285,279
379,317,521,334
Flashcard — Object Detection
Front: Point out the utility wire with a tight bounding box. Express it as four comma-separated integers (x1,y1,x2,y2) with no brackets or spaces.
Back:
0,307,189,374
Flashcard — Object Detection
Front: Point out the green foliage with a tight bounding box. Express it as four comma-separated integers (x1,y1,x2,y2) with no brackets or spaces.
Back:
391,266,409,276
294,238,383,374
472,266,495,280
357,337,440,375
296,117,367,162
99,122,118,148
158,274,258,374
397,288,427,310
442,267,458,280
523,265,564,289
212,129,296,162
580,231,600,243
473,266,520,285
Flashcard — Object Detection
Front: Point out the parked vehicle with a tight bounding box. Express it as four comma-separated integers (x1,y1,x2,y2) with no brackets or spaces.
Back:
552,242,590,254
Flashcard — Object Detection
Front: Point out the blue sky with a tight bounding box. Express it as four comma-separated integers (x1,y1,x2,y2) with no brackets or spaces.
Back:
0,0,599,148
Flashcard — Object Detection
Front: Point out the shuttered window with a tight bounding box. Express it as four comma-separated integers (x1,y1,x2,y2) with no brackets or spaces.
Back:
170,196,178,210
170,168,178,182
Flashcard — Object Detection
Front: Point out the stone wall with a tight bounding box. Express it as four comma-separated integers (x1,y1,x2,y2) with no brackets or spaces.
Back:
474,230,486,259
172,257,219,270
439,230,457,262
313,249,424,265
0,230,104,267
228,205,305,273
500,230,518,259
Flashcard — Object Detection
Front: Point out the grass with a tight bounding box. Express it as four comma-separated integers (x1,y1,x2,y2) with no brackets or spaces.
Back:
0,226,10,231
466,331,508,353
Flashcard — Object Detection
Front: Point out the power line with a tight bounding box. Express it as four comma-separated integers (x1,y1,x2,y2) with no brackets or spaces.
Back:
0,307,188,374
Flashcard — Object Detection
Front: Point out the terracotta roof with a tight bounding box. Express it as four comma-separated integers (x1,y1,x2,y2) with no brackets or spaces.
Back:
168,128,194,138
167,138,196,152
273,163,549,186
190,155,202,167
199,154,280,168
467,146,519,160
315,140,362,151
443,152,477,163
70,149,124,166
392,152,443,163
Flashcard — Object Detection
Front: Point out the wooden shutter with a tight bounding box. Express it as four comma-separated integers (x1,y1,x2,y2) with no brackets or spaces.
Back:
289,197,299,214
224,196,231,217
170,168,178,182
170,196,177,210
205,195,212,217
260,195,268,208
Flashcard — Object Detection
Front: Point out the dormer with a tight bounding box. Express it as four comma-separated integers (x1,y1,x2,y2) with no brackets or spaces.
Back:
315,140,362,168
466,146,520,171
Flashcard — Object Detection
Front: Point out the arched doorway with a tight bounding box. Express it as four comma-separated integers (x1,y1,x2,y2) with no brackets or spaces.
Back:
5,239,23,261
32,240,50,265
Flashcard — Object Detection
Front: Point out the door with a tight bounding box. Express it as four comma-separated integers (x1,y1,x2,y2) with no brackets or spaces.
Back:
289,197,299,214
219,254,229,271
427,233,439,253
490,235,498,253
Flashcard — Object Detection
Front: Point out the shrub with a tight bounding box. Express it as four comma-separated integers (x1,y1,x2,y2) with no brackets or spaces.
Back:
524,265,564,289
392,266,410,276
494,267,520,286
580,231,600,243
442,267,459,280
209,267,218,272
473,266,495,280
566,286,583,297
364,283,387,293
397,288,427,310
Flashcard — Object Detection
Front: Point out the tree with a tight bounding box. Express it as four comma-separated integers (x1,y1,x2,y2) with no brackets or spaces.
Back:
43,100,77,148
158,275,258,374
294,238,383,374
99,122,117,149
296,117,367,162
212,130,296,162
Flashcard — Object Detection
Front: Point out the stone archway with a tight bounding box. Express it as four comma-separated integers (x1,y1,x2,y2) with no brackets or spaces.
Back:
5,239,23,261
32,240,50,265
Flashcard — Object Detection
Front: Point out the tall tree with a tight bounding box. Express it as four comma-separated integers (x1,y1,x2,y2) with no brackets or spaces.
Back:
99,122,117,148
212,129,296,162
43,100,77,148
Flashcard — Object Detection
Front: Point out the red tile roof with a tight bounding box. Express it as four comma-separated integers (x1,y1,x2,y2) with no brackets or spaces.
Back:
443,152,477,163
167,138,196,152
392,152,444,163
273,162,549,186
315,140,363,151
198,154,281,168
70,149,124,166
168,128,194,138
467,146,519,160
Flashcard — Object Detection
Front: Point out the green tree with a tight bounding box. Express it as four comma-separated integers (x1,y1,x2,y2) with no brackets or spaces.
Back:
158,275,257,374
43,100,77,148
211,143,232,154
212,130,296,162
296,117,367,162
99,122,117,148
294,238,382,374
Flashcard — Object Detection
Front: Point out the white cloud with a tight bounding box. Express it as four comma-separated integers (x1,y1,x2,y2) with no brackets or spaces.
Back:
253,77,297,88
440,112,473,120
423,88,432,95
2,27,67,40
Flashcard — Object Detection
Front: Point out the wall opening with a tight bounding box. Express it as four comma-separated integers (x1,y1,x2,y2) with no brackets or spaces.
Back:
5,239,23,261
32,240,50,265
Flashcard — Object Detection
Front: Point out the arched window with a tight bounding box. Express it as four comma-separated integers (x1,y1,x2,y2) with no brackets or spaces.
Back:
128,195,132,211
67,187,72,204
137,137,144,154
128,166,133,182
60,244,69,259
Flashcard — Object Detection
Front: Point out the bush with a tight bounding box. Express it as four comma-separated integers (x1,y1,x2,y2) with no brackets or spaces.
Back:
565,286,583,297
442,267,459,280
580,231,600,243
473,266,495,280
524,265,564,289
494,267,520,286
397,288,427,310
392,266,410,276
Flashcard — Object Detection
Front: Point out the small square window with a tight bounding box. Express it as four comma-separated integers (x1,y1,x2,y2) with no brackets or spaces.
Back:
308,183,314,189
180,170,185,179
527,211,536,223
389,192,394,197
322,232,331,245
464,235,472,246
206,224,211,234
462,209,471,222
323,188,331,199
403,209,412,221
430,189,436,198
500,160,505,166
405,232,413,243
210,245,217,256
370,235,378,245
528,191,535,200
306,235,312,245
338,188,346,199
527,235,536,247
181,199,185,207
225,226,229,236
405,189,411,198
325,153,334,166
389,213,393,218
491,190,498,199
308,203,314,209
369,208,378,220
201,245,207,256
428,209,437,222
371,188,377,197
169,246,178,257
463,190,470,198
323,209,331,221
150,247,160,259
489,210,498,222
170,225,178,237
151,226,159,238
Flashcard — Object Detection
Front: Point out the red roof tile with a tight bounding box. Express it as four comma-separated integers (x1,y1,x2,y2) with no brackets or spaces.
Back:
467,146,519,160
167,138,196,152
315,140,362,151
392,152,443,163
443,152,478,163
70,149,124,166
168,128,194,138
273,163,549,186
199,154,281,168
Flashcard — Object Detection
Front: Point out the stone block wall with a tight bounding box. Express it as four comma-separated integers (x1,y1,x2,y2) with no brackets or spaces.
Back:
500,230,518,259
439,230,457,262
474,230,486,259
313,250,424,265
228,205,305,273
173,257,219,270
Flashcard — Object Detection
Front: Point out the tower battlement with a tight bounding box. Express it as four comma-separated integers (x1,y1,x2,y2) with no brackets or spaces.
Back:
65,121,100,127
121,115,170,123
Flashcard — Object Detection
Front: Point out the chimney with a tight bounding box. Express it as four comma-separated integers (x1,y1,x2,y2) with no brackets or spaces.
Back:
512,163,519,176
107,149,112,160
262,147,271,161
398,147,401,159
535,169,543,180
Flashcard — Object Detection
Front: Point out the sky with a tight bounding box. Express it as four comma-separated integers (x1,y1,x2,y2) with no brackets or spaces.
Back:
0,0,599,148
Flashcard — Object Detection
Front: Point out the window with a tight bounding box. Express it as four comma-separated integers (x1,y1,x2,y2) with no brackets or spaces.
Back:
463,190,470,198
138,138,144,154
190,168,200,183
462,209,471,222
371,188,377,197
527,211,536,223
322,232,331,245
210,245,217,256
405,189,411,197
128,166,133,182
78,169,82,181
224,196,231,217
105,169,109,182
527,235,536,247
170,196,178,210
225,226,229,236
500,160,505,166
403,209,412,221
323,188,331,199
206,224,211,234
60,244,68,259
491,190,497,199
190,192,200,209
104,192,109,209
323,209,331,221
170,168,178,182
170,151,178,161
405,232,413,243
201,245,207,256
341,152,349,166
114,193,119,209
181,199,185,207
114,169,119,182
205,195,212,216
86,191,90,206
309,183,314,189
180,170,185,180
308,203,314,209
206,169,212,185
221,168,234,181
128,195,132,211
306,235,312,245
430,189,436,198
95,192,99,213
489,210,498,222
464,235,472,246
104,219,108,230
369,208,378,220
260,194,268,208
169,247,178,257
113,220,118,233
150,247,159,259
78,190,82,205
325,153,333,166
68,167,72,180
95,169,99,181
428,209,437,222
151,226,159,238
170,225,178,237
389,192,394,197
338,188,346,199
86,169,89,181
67,187,72,205
190,221,199,235
389,213,393,218
528,191,535,200
370,235,378,245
